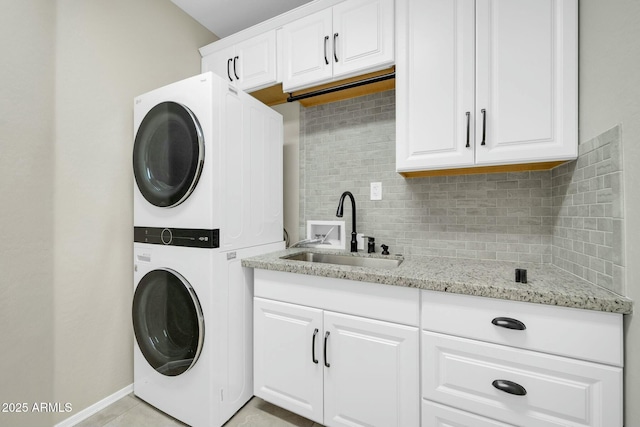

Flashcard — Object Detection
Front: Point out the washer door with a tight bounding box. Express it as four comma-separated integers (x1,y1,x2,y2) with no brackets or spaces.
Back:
132,268,204,376
133,101,204,208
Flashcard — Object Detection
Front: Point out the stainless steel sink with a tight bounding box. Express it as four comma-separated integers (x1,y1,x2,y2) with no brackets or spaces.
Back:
281,252,402,269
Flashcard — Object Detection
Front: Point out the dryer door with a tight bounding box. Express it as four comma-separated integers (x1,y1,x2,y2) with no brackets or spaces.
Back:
133,101,204,208
132,268,204,376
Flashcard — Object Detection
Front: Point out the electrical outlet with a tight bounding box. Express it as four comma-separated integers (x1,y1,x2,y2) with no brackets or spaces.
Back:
370,182,382,200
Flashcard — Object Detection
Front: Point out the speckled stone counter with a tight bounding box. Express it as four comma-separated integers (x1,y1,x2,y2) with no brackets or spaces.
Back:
242,248,633,314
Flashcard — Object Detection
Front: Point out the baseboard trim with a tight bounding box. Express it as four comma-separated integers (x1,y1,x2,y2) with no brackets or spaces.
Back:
54,384,133,427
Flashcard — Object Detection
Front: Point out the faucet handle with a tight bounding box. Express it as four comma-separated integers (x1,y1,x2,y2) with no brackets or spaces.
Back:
380,244,390,255
365,236,375,254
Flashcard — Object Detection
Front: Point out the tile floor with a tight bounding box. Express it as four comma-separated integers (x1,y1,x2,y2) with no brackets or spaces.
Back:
74,393,322,427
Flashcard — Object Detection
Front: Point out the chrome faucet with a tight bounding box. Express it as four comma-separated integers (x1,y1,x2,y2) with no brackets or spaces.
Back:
336,191,358,252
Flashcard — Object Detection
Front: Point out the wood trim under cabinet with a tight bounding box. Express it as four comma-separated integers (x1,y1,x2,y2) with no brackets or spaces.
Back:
250,67,395,107
399,160,568,178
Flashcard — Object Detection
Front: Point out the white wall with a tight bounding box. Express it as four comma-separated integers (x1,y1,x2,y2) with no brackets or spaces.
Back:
579,0,640,424
52,0,215,423
0,1,55,426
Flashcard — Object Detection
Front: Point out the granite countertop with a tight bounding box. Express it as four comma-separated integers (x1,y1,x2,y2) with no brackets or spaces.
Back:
242,248,633,314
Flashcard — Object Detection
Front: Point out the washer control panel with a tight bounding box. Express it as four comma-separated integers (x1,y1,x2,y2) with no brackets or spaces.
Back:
134,227,219,248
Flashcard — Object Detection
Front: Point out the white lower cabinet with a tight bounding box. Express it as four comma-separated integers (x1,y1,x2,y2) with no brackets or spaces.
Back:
253,270,420,427
323,312,418,427
253,298,323,421
420,290,623,427
252,270,623,427
423,331,622,426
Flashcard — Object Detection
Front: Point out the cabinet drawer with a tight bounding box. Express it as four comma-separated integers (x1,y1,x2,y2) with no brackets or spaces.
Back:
421,290,623,366
422,331,622,427
422,400,514,427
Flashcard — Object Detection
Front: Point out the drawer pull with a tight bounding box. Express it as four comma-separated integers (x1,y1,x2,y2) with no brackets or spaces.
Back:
491,317,526,330
492,379,527,396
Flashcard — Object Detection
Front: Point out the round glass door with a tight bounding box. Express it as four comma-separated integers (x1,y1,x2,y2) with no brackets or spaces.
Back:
133,101,204,208
132,269,204,376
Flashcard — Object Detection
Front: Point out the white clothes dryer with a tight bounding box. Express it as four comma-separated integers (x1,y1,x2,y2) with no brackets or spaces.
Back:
133,72,283,251
132,240,284,427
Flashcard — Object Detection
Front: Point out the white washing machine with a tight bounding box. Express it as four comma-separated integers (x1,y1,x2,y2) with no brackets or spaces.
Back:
132,240,284,427
133,71,283,251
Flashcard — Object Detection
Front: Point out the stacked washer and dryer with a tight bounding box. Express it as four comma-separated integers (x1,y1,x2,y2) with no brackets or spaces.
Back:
131,72,284,427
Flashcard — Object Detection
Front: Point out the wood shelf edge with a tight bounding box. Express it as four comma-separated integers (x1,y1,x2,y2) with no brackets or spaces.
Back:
398,161,569,178
250,67,396,107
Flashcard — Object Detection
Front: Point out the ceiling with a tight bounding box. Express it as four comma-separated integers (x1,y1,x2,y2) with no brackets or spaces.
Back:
171,0,314,38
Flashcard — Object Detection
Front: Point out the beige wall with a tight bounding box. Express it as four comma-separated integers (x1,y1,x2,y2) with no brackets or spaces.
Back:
579,0,640,424
52,0,214,423
1,1,214,425
0,1,56,426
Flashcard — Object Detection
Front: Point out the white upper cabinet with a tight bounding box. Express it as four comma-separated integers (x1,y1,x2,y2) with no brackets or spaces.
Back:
475,0,578,165
282,0,395,92
202,30,277,93
396,0,476,171
396,0,578,174
281,9,334,92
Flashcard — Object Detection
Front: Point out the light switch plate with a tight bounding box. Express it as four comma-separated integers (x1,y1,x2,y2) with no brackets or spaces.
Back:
370,182,382,200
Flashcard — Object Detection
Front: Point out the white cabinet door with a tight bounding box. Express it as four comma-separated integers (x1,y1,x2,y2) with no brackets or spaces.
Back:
235,31,278,92
332,0,395,79
202,45,235,83
282,0,395,92
396,0,577,174
323,311,419,427
254,298,420,427
201,31,278,92
253,298,324,423
475,0,577,165
282,9,333,92
396,0,475,172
